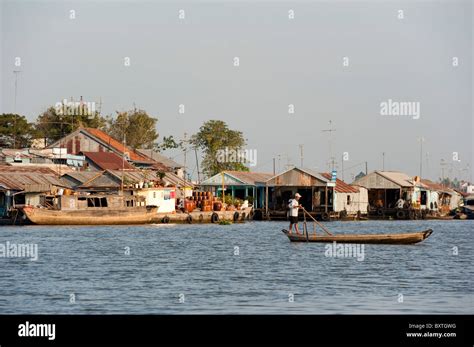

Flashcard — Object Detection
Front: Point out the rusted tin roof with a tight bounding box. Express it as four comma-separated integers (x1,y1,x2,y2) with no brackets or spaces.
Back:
82,151,135,171
0,170,68,191
320,173,359,193
420,179,456,194
0,149,33,159
0,165,57,174
82,128,153,163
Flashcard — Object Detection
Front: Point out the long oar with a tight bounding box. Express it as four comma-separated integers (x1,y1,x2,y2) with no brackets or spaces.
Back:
301,207,333,236
303,209,309,241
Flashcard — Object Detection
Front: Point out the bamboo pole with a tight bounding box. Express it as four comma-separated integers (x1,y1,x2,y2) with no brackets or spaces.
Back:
302,207,332,236
303,209,309,241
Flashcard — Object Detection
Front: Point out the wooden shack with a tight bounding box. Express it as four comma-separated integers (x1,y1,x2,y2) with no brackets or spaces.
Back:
264,167,332,217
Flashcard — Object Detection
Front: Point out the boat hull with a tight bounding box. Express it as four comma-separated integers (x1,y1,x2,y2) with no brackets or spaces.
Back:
21,206,158,225
281,229,433,244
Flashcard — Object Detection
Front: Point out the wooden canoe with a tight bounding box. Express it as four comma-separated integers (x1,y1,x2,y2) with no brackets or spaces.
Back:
21,205,158,225
281,229,433,244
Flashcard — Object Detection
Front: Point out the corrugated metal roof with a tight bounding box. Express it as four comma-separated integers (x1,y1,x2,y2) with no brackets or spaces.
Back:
0,171,68,191
163,172,194,188
137,149,182,169
63,171,131,189
0,149,33,159
107,170,193,188
320,173,359,193
224,171,274,185
6,163,75,174
265,167,330,186
376,171,415,188
299,168,330,183
83,128,153,163
63,169,194,189
0,165,57,174
82,151,135,170
420,179,455,194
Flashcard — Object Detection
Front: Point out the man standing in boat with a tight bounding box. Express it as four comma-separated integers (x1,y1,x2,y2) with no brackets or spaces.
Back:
288,193,302,234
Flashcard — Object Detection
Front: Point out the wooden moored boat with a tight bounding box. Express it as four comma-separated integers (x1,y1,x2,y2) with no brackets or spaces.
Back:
21,194,158,225
281,229,433,244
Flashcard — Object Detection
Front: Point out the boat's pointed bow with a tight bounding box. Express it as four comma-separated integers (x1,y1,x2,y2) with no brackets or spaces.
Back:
423,229,433,240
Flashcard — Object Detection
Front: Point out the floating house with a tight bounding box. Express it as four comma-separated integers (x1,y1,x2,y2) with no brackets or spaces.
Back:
262,167,368,219
352,171,417,210
0,166,69,218
48,127,167,170
199,171,273,208
420,179,463,214
320,173,369,216
60,169,183,213
351,171,463,219
264,167,331,213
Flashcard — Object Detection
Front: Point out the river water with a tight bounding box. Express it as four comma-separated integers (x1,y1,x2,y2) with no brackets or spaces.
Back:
0,220,472,314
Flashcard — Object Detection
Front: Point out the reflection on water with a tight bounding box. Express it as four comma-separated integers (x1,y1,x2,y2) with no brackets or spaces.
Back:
0,220,472,314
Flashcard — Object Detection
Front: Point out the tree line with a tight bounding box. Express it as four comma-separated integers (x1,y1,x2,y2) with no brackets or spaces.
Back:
0,107,249,177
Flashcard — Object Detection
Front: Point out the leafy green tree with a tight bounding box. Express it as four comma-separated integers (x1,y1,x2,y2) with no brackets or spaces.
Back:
439,177,461,189
105,109,159,149
155,135,181,152
0,113,35,148
35,105,105,145
191,120,248,177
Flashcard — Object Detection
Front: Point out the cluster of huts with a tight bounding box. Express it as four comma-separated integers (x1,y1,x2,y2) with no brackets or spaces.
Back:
0,127,470,223
0,128,192,222
200,168,467,220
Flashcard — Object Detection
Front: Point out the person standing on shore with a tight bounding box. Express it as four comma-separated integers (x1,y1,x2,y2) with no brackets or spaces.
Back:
288,193,302,234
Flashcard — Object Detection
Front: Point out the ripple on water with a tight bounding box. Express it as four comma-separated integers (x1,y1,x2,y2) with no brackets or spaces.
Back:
0,220,472,314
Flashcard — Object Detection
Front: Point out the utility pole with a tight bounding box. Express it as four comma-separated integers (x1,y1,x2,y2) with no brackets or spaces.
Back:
418,137,425,178
322,120,336,171
183,132,187,181
382,152,385,171
365,161,368,175
273,158,276,175
194,147,200,183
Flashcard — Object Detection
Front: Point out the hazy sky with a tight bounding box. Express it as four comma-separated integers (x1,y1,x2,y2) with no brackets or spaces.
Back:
1,0,472,182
